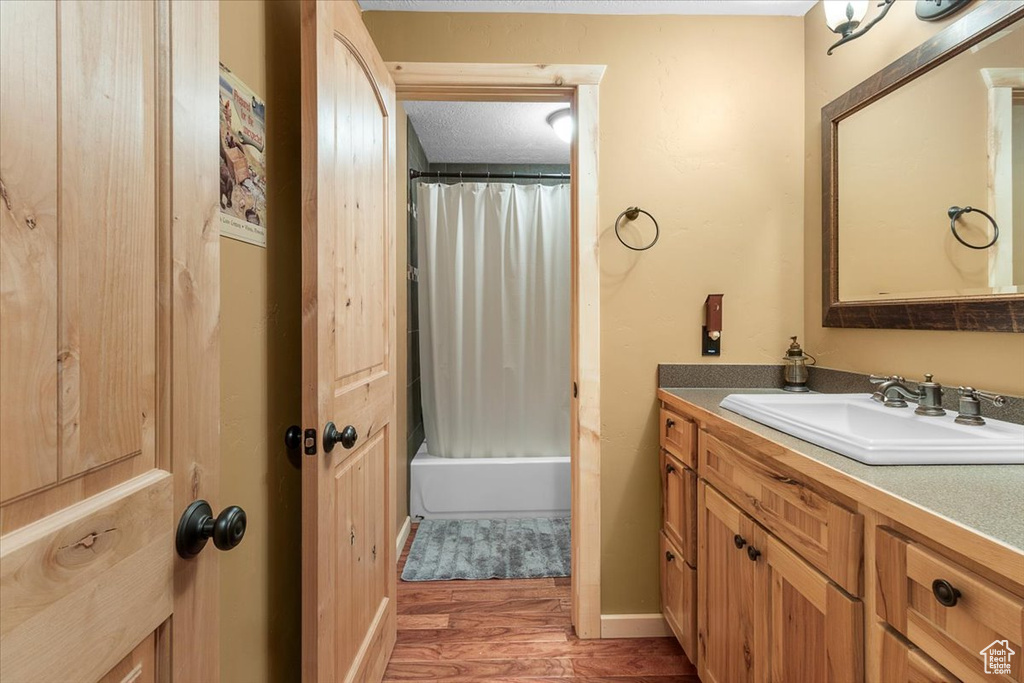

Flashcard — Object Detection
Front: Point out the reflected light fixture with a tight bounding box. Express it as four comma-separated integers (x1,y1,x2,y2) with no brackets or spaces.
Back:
546,108,573,143
825,0,972,55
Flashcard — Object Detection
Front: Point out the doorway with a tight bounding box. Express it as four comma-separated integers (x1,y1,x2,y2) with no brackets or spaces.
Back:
391,62,604,640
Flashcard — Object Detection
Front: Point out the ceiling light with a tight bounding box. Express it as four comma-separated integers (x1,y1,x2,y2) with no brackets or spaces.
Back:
546,108,573,144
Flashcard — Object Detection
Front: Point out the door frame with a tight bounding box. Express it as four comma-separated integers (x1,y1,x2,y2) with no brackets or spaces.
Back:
390,62,605,639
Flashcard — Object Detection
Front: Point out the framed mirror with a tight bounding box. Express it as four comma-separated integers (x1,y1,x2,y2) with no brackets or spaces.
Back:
822,1,1024,332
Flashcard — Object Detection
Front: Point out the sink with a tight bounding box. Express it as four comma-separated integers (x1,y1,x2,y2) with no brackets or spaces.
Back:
719,393,1024,465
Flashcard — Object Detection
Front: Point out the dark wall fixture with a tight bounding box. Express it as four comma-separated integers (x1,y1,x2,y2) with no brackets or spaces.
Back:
824,0,970,55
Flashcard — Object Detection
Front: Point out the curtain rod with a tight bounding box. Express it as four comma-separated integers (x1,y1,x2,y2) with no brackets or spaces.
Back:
410,169,571,181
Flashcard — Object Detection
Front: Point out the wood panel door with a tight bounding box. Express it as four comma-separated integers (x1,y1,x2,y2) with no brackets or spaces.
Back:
0,1,220,681
698,482,769,683
764,535,863,683
300,1,397,681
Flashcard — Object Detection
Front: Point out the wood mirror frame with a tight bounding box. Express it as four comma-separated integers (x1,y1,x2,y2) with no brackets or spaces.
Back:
822,1,1024,332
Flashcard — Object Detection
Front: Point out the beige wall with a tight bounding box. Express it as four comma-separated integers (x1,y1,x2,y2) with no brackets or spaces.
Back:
219,2,302,681
804,1,1024,395
364,11,805,614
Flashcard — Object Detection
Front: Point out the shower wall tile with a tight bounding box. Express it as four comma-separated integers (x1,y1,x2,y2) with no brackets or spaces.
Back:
407,120,428,462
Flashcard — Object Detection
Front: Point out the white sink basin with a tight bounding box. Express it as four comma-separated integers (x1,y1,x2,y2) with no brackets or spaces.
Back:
719,393,1024,465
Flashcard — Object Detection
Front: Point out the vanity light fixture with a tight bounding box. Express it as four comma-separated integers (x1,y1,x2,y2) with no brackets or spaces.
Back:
546,108,573,143
825,0,971,55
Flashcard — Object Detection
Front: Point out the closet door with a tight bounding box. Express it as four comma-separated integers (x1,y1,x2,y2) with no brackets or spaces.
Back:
299,1,397,681
0,1,220,681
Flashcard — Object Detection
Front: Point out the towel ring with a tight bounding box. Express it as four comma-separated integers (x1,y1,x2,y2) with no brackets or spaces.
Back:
614,206,659,251
948,205,999,250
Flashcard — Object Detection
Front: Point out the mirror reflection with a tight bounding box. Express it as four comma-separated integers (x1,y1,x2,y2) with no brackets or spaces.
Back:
838,19,1024,301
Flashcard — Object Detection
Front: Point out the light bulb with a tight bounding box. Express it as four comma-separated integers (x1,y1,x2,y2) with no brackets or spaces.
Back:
546,108,573,144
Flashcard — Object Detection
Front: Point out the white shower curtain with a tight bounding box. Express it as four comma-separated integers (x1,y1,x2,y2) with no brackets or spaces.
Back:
417,182,570,459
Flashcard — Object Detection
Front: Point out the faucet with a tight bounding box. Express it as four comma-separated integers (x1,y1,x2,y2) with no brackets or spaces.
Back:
954,387,1006,426
869,374,945,416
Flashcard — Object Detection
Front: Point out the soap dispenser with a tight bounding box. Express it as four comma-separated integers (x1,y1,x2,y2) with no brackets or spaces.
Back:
782,336,814,392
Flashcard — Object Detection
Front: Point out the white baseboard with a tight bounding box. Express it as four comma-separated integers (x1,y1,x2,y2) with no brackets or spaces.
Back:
396,515,412,554
600,613,672,639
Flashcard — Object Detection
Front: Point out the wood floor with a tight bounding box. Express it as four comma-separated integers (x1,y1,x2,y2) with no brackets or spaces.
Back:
385,524,699,682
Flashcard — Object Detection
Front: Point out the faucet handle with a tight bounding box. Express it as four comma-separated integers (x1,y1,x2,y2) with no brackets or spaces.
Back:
869,374,904,384
955,387,1006,426
959,386,1006,407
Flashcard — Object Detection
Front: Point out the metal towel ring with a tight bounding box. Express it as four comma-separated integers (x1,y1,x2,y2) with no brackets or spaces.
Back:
614,206,659,251
948,205,999,250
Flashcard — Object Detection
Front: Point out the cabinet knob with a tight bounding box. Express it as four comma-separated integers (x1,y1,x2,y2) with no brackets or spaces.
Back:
666,418,676,430
932,579,961,607
666,463,676,474
665,550,675,562
733,534,747,549
746,545,762,562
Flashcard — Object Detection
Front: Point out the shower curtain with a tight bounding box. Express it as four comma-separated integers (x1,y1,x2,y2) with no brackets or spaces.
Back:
417,182,570,459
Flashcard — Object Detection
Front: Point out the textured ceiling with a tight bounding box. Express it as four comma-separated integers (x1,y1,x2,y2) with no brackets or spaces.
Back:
404,101,571,165
360,0,816,16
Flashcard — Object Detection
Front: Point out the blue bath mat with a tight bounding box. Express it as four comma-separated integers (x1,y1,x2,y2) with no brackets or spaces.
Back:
401,518,571,581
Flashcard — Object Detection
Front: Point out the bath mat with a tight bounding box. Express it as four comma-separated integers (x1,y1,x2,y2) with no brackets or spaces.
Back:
401,518,571,582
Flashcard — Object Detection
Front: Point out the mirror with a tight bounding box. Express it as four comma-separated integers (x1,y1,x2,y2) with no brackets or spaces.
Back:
822,2,1024,331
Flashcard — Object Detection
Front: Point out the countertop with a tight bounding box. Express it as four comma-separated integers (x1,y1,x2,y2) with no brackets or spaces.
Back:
659,387,1024,554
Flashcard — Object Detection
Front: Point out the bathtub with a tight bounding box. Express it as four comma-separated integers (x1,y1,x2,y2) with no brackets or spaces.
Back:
409,442,570,520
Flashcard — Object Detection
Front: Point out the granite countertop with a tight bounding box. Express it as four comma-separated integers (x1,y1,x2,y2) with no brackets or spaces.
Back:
660,387,1024,554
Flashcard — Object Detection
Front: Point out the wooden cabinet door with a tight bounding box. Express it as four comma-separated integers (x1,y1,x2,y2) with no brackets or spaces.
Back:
764,535,863,683
300,1,397,681
661,450,696,564
0,2,219,681
662,531,697,664
878,625,959,683
698,482,769,683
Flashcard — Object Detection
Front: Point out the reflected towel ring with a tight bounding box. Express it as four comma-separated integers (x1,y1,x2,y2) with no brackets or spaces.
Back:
614,206,659,251
948,206,999,250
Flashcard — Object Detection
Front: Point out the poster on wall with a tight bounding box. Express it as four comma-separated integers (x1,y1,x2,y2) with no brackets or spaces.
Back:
219,63,267,247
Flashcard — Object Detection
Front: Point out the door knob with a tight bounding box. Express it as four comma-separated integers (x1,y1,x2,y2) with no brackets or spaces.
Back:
284,425,302,450
176,500,247,559
323,422,357,452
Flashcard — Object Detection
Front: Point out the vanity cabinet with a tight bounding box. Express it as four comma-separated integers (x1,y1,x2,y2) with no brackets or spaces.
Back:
658,389,1024,683
876,528,1024,683
698,481,863,683
658,407,698,662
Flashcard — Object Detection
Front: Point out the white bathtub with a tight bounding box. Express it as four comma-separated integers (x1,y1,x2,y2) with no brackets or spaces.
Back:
409,442,570,520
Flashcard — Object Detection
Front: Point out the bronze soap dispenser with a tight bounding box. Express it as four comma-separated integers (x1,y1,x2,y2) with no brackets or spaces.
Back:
782,336,814,392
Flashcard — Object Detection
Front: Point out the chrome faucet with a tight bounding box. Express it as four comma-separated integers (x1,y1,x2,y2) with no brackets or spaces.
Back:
869,374,945,416
955,387,1006,426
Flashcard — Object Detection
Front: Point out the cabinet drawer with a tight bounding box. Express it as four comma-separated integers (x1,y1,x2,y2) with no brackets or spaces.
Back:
660,449,696,565
661,407,696,469
661,531,697,666
878,624,958,683
877,527,1023,683
700,432,863,596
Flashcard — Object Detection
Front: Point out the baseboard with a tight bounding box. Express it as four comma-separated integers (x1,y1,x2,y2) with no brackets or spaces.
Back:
396,515,412,554
600,613,672,639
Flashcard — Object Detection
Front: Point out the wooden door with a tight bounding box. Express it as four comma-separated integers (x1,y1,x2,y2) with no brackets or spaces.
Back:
698,482,769,683
764,535,863,683
300,1,397,681
0,1,219,682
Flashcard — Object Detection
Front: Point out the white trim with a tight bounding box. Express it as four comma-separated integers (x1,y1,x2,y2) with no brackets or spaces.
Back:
396,515,412,554
600,614,672,639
